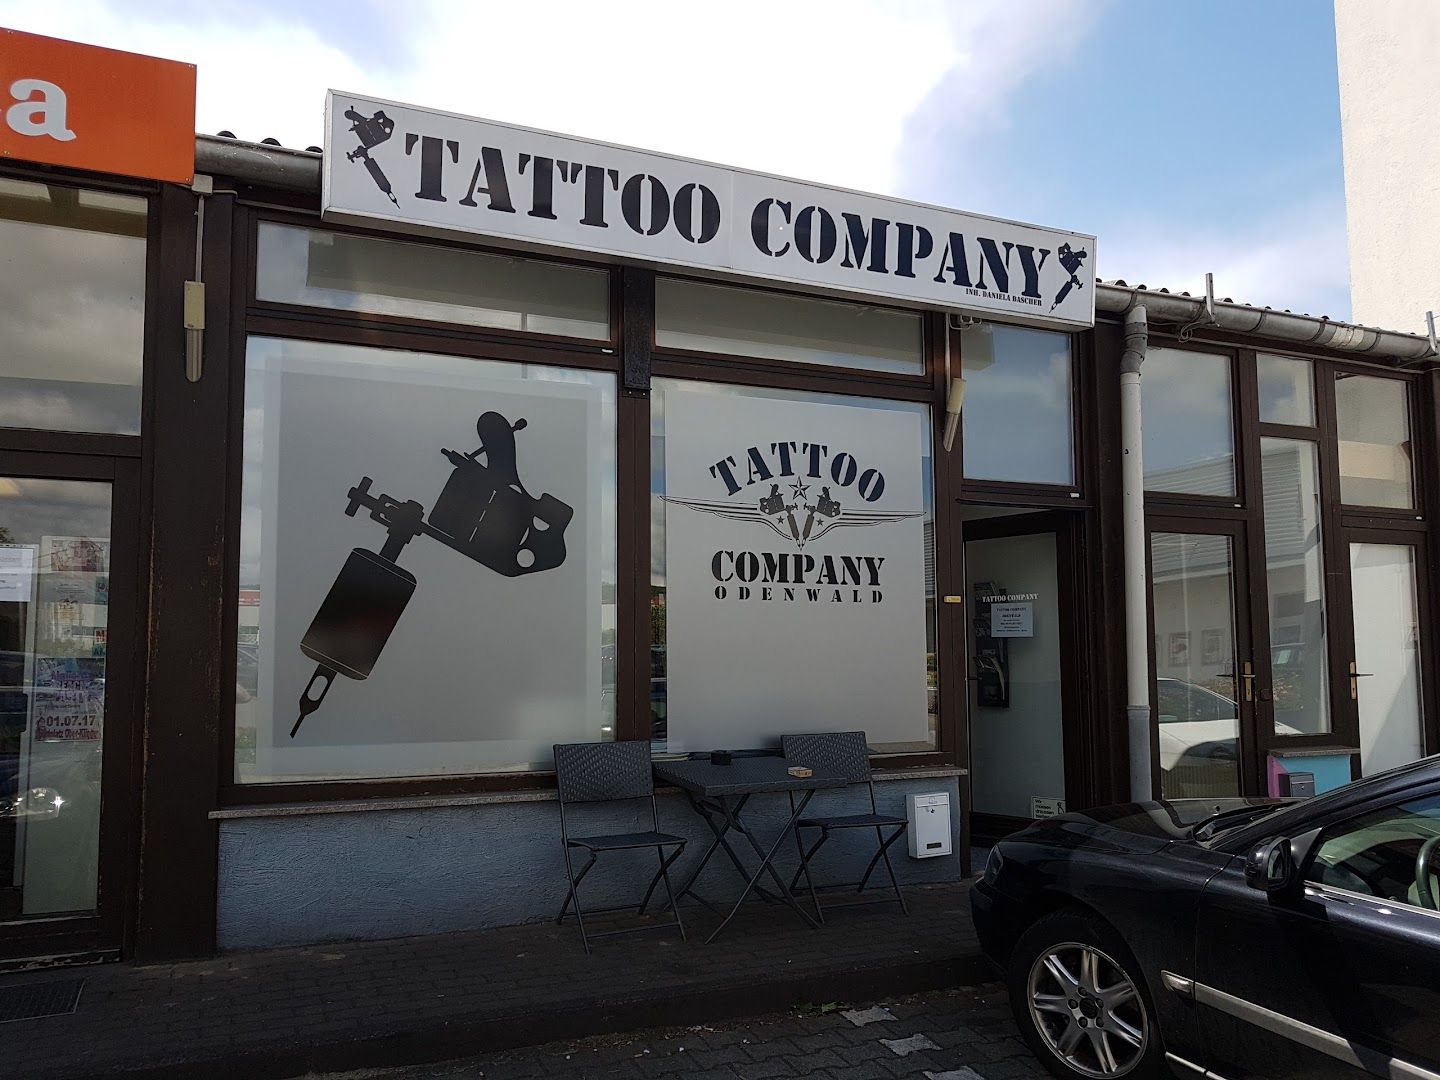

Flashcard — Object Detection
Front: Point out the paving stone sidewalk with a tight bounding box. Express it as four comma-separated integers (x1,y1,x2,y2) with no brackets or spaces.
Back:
0,883,989,1080
322,985,1048,1079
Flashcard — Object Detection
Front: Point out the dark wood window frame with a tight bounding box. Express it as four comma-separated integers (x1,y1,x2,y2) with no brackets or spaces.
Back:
960,508,1091,843
1137,339,1437,796
952,320,1089,504
220,210,966,807
1141,335,1250,516
0,161,159,961
1142,513,1259,799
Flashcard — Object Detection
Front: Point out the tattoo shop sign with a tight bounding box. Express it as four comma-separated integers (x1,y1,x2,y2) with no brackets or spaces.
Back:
322,92,1097,328
662,386,931,752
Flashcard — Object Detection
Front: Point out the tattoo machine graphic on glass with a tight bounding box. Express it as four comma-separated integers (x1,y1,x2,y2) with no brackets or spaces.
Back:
290,411,574,737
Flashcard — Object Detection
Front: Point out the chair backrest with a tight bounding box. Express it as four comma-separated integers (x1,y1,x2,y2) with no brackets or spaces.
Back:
781,731,872,784
553,741,654,804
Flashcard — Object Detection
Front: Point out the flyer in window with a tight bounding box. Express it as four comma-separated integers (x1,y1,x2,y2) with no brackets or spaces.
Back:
0,544,36,603
32,656,105,742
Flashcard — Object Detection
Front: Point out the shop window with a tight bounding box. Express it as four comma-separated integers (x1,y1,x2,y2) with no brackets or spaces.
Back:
0,178,146,435
1256,354,1315,426
255,223,611,340
235,338,616,781
1335,374,1413,509
959,324,1074,485
650,378,936,755
1142,348,1235,497
654,278,924,375
0,478,112,916
1260,439,1331,736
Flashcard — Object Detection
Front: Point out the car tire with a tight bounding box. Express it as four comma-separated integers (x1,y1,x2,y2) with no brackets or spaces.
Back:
1006,909,1167,1080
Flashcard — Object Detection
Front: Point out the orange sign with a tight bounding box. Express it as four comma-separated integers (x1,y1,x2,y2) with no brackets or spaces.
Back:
0,28,195,183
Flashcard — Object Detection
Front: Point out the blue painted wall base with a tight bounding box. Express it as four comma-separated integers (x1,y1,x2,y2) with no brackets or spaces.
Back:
217,776,965,950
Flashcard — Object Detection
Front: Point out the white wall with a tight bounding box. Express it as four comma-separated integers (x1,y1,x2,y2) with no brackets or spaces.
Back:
1336,0,1440,331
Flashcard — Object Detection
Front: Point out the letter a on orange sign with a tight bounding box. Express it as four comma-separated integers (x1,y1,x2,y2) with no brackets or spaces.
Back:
0,28,195,183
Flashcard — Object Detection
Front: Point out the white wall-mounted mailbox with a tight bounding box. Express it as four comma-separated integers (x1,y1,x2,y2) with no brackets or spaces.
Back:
906,791,952,858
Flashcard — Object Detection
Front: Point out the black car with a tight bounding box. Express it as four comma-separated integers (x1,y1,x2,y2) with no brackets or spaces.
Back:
972,755,1440,1080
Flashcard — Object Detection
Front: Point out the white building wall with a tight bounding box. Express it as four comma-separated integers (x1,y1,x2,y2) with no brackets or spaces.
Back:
1335,0,1440,331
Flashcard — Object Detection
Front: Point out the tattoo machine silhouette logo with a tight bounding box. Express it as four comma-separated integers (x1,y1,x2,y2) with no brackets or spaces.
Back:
290,411,574,737
1049,242,1089,312
343,105,400,207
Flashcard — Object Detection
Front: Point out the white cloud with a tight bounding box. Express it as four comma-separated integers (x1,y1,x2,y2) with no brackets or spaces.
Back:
1100,196,1353,321
896,0,1107,203
1,0,971,196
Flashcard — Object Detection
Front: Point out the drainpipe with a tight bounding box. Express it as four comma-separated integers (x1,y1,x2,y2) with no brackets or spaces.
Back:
1120,304,1153,802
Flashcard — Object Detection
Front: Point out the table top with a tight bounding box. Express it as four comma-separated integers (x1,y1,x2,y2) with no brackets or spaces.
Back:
653,756,850,797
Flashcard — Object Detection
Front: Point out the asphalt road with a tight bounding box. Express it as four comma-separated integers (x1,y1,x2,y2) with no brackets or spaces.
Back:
317,984,1050,1080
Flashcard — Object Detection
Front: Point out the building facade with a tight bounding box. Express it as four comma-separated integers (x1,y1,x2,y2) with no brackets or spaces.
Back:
1336,0,1440,330
3,43,1439,965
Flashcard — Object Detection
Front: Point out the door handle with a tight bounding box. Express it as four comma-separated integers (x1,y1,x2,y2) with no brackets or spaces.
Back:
1220,663,1256,702
1349,661,1374,701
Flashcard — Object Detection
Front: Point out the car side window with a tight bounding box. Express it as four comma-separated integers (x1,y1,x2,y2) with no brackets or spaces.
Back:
1156,682,1186,722
1305,793,1440,912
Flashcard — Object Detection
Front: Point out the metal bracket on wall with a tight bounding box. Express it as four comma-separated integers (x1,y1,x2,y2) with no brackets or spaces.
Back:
1176,272,1218,342
184,174,215,383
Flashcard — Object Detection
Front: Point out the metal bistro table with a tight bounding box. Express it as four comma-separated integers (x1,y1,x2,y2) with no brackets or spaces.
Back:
652,756,849,943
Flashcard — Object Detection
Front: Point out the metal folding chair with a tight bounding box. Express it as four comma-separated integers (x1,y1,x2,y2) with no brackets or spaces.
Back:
553,741,687,954
781,732,909,923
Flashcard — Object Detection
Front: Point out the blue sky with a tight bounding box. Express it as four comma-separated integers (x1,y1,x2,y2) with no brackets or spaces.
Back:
3,0,1352,319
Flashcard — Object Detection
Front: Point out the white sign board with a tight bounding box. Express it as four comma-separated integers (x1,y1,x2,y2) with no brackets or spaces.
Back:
322,92,1097,329
990,601,1034,638
1031,796,1067,819
662,386,931,751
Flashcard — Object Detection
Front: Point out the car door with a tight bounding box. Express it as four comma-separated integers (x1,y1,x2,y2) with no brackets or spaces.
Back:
1188,786,1440,1079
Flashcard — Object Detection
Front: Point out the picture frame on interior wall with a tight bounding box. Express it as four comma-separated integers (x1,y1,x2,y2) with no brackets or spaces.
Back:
1202,629,1223,666
1168,632,1190,667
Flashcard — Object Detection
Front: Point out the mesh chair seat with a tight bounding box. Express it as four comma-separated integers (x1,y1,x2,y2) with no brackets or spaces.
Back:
567,830,686,851
797,812,907,830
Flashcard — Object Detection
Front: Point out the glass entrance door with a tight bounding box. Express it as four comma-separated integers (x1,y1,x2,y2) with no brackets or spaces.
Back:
961,509,1078,832
0,463,134,957
1348,540,1427,776
1147,521,1256,798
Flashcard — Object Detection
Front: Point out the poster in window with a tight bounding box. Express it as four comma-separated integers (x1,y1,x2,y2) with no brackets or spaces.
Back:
662,385,930,751
0,545,36,603
32,656,105,742
245,340,607,778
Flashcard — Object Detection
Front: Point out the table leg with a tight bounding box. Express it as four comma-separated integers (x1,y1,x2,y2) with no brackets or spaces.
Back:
706,789,820,944
659,791,759,912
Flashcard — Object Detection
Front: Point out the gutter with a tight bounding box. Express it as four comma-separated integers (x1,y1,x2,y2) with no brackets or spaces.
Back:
1096,283,1434,362
194,135,1437,364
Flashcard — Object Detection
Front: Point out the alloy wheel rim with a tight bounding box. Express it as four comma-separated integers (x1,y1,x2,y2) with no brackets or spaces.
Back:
1027,941,1148,1078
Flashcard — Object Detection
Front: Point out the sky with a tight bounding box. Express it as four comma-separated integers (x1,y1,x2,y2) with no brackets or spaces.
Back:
2,0,1351,319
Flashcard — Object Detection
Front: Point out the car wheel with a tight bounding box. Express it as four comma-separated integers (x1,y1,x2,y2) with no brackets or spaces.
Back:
1006,909,1165,1080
